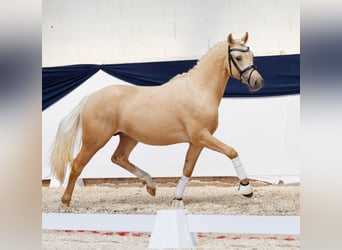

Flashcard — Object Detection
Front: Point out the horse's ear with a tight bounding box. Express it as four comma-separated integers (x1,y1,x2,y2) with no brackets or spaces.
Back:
241,32,248,44
227,33,234,45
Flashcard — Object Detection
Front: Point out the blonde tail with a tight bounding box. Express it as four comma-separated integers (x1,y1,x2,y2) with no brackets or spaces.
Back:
50,97,87,184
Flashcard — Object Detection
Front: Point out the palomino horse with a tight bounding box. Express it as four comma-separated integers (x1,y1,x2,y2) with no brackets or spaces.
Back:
51,32,264,206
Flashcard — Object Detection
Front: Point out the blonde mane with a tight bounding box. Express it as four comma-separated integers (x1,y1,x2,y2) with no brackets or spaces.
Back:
169,40,227,81
191,41,227,71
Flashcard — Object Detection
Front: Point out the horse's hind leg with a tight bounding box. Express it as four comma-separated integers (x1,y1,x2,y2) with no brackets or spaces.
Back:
61,144,99,206
61,125,113,206
111,134,156,196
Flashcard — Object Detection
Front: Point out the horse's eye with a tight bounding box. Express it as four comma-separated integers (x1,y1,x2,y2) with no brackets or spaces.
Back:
236,56,242,61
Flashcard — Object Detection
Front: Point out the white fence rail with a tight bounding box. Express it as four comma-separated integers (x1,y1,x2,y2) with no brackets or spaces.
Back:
42,212,300,235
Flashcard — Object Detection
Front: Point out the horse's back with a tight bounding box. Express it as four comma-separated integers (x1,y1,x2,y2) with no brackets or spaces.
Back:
82,84,135,117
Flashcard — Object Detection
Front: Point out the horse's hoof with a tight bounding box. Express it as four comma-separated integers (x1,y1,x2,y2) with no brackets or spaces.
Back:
238,182,253,198
243,192,253,198
61,198,71,207
147,186,156,196
170,198,185,208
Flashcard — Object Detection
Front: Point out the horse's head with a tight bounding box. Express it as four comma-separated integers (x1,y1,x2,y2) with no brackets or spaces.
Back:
227,32,264,92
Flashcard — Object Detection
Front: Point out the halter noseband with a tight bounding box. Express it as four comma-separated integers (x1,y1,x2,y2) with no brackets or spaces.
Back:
228,46,258,84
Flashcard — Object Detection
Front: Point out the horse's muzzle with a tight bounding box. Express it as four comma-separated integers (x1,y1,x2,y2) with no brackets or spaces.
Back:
248,78,264,92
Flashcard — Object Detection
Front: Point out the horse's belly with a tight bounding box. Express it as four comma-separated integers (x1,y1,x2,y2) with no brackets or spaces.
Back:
121,115,188,145
130,125,188,145
133,131,187,146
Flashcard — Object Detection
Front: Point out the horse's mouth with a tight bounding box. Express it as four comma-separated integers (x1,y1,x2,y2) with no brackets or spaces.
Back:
249,85,262,92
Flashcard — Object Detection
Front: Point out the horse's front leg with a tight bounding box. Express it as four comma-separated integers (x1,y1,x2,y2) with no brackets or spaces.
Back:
171,144,203,207
195,130,253,197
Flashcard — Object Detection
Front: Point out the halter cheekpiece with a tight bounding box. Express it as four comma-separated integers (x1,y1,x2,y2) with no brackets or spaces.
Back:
228,46,258,84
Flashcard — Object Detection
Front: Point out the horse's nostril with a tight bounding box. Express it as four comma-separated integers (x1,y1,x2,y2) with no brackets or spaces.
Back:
258,79,264,88
253,79,264,90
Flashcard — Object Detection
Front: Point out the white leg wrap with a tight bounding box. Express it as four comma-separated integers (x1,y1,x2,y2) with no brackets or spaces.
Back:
232,157,253,196
239,182,253,196
231,156,248,180
174,175,190,199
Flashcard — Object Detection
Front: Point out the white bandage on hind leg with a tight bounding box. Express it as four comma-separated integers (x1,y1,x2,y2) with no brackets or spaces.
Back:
174,175,190,199
231,156,248,180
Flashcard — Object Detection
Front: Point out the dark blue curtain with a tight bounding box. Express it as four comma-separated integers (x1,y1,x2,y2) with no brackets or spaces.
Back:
101,60,196,86
42,64,100,110
42,54,299,110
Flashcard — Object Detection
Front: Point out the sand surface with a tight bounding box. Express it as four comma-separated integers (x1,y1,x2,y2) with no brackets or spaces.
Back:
42,180,300,249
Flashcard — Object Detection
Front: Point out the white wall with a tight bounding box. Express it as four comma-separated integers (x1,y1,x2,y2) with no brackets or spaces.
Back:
42,0,300,66
42,0,300,180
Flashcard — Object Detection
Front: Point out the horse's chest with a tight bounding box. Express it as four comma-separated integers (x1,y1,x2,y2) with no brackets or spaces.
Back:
184,105,219,131
200,112,219,130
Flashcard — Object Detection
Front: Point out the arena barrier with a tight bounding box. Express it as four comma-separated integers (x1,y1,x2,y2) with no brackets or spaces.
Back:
42,210,300,248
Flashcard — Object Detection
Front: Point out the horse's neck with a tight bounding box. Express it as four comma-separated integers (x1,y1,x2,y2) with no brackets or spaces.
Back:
188,43,230,104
